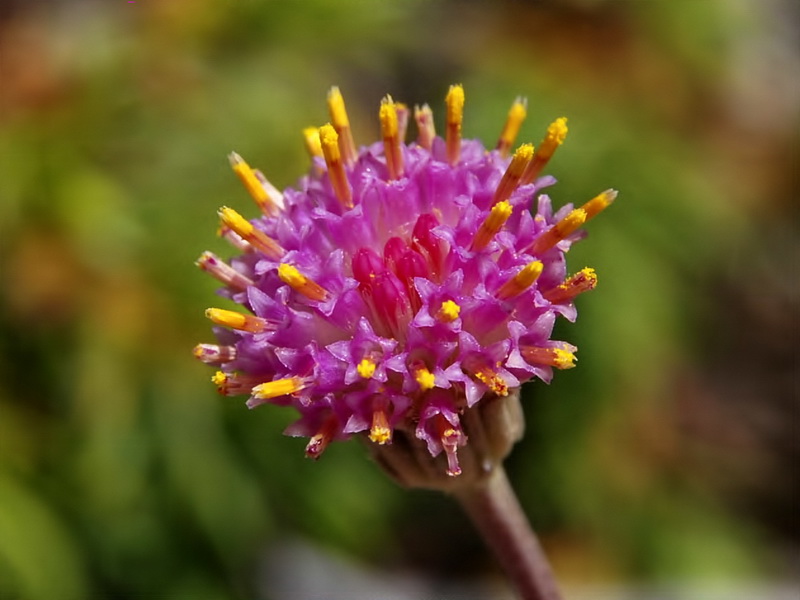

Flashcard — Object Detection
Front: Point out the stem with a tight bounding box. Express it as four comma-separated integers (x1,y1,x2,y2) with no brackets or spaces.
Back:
452,465,563,600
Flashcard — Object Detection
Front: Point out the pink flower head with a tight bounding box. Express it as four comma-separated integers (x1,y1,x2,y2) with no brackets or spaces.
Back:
195,85,615,477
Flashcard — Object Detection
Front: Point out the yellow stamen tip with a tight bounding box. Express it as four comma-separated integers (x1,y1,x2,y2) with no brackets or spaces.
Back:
319,123,340,156
357,358,377,379
497,98,528,155
211,371,227,386
369,425,392,445
327,86,350,128
303,127,322,157
445,84,465,123
546,117,568,147
516,260,544,288
437,300,461,322
415,368,436,391
514,143,534,163
553,349,577,369
218,206,253,237
581,188,618,221
252,377,303,400
278,263,304,286
379,96,399,138
278,263,329,301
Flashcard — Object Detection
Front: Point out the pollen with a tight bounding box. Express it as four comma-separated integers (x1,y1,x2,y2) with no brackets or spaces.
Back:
319,123,353,208
496,260,544,300
496,97,527,157
521,346,577,369
327,86,357,166
211,371,227,386
543,267,598,304
445,84,465,165
414,366,436,391
357,358,377,379
475,370,509,396
369,409,392,445
530,208,587,255
521,116,568,185
218,206,284,260
278,263,330,302
252,377,306,400
205,307,269,333
436,299,461,322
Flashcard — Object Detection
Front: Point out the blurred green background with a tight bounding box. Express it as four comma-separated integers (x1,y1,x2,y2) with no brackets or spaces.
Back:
0,0,797,598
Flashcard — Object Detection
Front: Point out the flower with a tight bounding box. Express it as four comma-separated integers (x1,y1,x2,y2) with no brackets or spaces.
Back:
195,85,615,479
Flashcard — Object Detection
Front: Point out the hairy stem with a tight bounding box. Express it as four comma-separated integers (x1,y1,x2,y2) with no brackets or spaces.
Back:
452,466,563,600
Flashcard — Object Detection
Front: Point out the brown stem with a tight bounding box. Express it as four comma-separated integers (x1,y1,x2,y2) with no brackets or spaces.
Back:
452,465,563,600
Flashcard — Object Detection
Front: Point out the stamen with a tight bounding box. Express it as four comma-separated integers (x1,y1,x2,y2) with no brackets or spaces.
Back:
196,251,254,292
305,413,339,459
302,127,323,158
520,116,568,185
414,104,435,150
379,95,404,180
445,84,464,165
252,376,307,400
205,307,270,333
493,143,534,205
218,225,252,253
213,371,265,396
580,188,617,221
327,86,357,166
369,398,392,445
496,260,544,300
471,200,513,251
496,97,527,157
543,267,598,304
521,346,577,369
436,299,461,323
472,364,509,396
530,208,587,254
227,152,283,215
432,414,464,476
193,343,237,365
218,207,284,260
395,102,410,143
319,124,354,209
278,263,330,301
413,364,436,391
357,358,377,379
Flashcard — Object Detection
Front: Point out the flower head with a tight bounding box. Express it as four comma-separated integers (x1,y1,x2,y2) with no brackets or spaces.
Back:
195,85,615,479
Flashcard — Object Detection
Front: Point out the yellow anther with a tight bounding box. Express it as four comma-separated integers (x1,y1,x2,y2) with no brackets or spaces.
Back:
543,267,598,304
496,97,527,157
228,152,282,215
530,208,587,254
303,127,323,157
497,260,544,300
357,358,377,379
319,123,353,209
493,143,534,205
369,408,392,445
252,377,306,400
471,200,513,251
327,86,357,166
205,307,269,333
380,95,404,180
580,188,617,221
521,346,577,369
521,117,568,185
436,299,461,322
414,104,436,150
445,84,465,165
211,371,227,386
218,206,284,259
473,366,509,396
414,367,436,391
278,263,330,301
